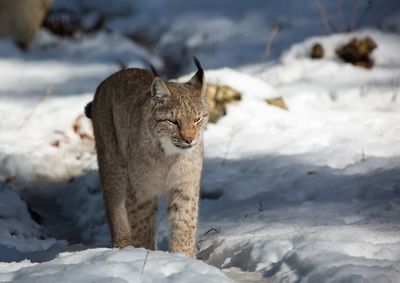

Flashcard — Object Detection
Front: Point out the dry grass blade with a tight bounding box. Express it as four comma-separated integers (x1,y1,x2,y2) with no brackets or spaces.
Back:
390,78,400,102
141,250,150,274
19,87,52,130
222,126,237,165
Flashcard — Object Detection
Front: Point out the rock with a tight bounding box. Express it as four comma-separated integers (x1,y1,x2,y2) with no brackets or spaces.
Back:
311,43,324,59
43,10,105,38
205,84,242,123
335,36,377,69
0,0,53,50
43,10,80,37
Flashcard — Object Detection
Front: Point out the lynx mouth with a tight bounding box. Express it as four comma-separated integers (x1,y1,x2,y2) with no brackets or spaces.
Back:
160,137,196,156
171,138,198,149
173,143,194,149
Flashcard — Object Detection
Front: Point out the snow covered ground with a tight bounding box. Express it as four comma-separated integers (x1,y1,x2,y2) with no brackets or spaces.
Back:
0,247,231,283
1,1,400,282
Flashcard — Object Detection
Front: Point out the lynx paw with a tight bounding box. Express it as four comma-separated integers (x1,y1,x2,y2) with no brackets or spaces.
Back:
112,238,130,248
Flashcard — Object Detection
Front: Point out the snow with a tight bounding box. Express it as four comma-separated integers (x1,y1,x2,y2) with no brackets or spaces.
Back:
0,248,232,283
0,182,67,262
1,1,400,282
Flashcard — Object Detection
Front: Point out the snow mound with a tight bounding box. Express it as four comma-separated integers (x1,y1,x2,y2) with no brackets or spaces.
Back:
258,29,400,86
0,182,66,262
180,67,278,100
0,247,233,283
200,224,400,283
54,171,108,245
194,29,400,282
281,29,400,65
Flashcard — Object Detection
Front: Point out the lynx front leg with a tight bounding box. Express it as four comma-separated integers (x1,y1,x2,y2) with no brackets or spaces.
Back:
167,184,200,257
100,161,131,248
126,190,158,250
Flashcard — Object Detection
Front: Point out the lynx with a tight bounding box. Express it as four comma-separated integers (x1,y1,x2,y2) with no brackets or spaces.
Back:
86,58,208,257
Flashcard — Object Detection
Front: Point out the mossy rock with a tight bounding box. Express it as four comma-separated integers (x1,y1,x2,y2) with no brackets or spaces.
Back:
205,84,242,123
336,36,377,69
265,97,288,110
311,43,324,59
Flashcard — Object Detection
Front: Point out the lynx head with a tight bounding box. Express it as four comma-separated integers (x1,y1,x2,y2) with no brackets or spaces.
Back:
149,57,208,155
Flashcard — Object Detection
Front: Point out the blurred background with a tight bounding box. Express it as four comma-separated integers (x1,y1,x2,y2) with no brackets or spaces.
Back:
1,0,399,78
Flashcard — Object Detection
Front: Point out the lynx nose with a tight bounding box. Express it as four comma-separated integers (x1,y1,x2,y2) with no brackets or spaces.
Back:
183,137,194,144
181,129,196,144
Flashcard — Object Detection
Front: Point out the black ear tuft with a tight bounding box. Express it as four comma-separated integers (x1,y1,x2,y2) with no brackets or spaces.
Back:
84,102,92,119
193,56,202,71
187,56,205,92
149,63,159,77
192,56,203,81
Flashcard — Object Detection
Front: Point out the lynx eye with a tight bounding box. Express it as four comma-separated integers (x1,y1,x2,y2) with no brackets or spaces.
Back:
194,116,203,124
166,119,179,126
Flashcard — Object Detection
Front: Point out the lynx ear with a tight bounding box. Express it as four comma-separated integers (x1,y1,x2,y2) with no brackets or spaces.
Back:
187,56,205,95
151,77,170,103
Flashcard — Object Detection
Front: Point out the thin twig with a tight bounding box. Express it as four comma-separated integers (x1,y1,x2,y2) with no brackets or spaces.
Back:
390,78,400,102
62,151,74,182
314,0,337,34
357,0,373,29
258,201,264,212
336,0,345,32
350,0,360,31
19,87,52,130
361,149,366,162
204,228,218,236
261,25,280,62
141,250,150,274
222,127,237,165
